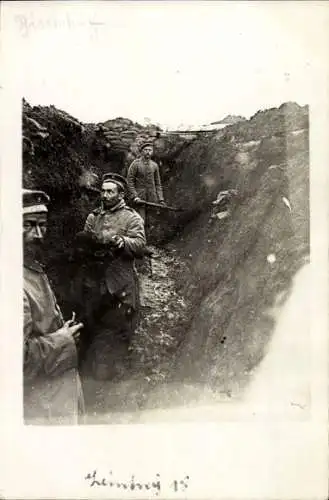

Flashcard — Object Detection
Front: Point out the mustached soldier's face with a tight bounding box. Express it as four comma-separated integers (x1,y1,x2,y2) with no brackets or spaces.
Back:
101,182,123,208
23,212,47,259
142,146,153,158
23,213,47,242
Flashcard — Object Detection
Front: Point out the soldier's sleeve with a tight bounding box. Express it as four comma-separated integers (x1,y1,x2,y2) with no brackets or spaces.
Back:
126,161,139,200
154,163,164,202
23,292,78,382
121,211,146,257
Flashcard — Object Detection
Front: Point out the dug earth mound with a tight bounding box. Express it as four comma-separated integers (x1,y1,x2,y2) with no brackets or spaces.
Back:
22,100,309,420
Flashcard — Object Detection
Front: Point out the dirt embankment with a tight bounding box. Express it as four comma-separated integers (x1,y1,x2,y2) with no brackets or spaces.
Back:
22,99,309,413
163,103,309,397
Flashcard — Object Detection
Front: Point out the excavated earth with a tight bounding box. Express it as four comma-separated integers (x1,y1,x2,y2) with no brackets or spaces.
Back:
22,99,310,422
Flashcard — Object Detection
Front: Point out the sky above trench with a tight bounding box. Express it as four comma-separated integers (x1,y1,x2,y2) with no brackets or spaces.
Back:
2,1,328,129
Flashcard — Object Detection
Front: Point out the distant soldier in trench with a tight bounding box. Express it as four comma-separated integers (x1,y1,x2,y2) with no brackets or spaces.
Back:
127,141,166,231
75,173,146,381
127,141,166,272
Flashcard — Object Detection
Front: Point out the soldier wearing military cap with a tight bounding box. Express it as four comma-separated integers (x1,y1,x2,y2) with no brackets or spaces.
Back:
102,172,128,191
22,189,85,424
127,141,165,224
79,172,146,381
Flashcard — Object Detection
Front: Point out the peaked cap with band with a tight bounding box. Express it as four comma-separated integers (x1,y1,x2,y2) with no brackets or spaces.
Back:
140,141,153,152
23,189,50,215
102,173,127,191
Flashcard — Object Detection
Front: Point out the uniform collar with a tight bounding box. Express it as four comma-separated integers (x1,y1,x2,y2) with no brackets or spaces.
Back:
99,199,126,215
24,258,45,273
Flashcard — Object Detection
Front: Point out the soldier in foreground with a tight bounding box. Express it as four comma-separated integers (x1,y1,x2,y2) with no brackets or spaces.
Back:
23,189,85,425
80,173,146,380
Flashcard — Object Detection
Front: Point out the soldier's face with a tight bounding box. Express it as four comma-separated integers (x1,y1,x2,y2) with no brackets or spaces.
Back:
142,146,153,158
23,212,47,257
101,182,123,208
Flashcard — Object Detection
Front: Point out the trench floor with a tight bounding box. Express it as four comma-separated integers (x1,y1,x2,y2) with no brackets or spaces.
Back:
80,245,194,423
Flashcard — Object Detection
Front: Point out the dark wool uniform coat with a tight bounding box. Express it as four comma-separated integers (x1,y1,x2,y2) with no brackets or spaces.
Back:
23,261,85,424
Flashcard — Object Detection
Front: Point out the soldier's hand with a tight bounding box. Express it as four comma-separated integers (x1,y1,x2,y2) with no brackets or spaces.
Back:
63,320,83,332
134,197,143,205
111,235,125,249
159,200,166,205
65,323,84,344
64,311,78,327
70,323,84,343
62,313,84,342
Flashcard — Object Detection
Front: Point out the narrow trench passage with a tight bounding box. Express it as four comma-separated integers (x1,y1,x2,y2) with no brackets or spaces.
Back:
81,255,311,425
81,244,193,422
22,101,310,425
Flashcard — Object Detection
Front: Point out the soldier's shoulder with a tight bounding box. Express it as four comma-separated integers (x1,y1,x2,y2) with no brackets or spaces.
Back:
123,205,138,214
128,158,140,168
123,205,144,221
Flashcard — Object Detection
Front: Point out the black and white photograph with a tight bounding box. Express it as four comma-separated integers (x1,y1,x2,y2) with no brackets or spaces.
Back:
1,1,328,498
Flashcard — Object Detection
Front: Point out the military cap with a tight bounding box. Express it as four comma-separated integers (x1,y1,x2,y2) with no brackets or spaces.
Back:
140,141,153,151
23,189,50,214
102,172,127,191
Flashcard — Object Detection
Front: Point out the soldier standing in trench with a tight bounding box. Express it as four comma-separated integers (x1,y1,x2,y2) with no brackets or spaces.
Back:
126,142,166,230
79,173,146,381
23,189,85,424
127,142,166,273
